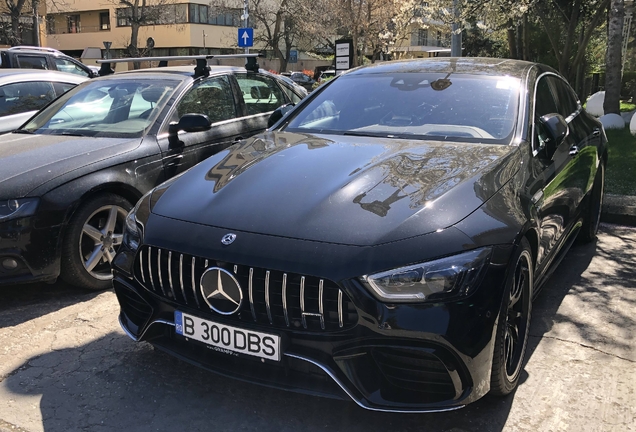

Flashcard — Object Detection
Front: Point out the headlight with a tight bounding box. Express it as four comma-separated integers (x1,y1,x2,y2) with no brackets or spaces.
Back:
122,191,152,251
361,248,492,303
0,198,39,222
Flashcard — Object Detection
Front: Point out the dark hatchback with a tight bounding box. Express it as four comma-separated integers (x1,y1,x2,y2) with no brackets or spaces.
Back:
0,62,305,290
113,58,606,412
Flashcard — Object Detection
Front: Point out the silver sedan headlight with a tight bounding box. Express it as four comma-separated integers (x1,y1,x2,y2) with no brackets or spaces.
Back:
361,248,492,303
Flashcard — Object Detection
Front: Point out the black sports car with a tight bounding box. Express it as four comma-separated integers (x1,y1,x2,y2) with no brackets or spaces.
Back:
113,58,606,412
0,60,305,290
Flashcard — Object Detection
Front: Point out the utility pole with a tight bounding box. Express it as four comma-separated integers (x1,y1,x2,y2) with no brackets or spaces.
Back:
32,0,40,47
451,0,462,57
243,0,249,54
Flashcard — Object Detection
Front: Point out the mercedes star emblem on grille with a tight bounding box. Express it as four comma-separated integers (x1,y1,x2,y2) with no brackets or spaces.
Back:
221,233,237,245
200,267,243,315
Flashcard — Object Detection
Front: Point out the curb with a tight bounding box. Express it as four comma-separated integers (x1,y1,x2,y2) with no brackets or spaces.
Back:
601,194,636,226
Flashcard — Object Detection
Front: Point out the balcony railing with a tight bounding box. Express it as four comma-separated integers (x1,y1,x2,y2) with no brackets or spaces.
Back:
46,24,111,35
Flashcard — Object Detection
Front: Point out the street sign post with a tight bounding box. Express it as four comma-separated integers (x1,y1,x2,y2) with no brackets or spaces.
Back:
238,28,253,48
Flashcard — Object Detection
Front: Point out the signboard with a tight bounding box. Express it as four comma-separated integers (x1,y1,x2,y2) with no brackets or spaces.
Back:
334,38,353,73
238,28,253,47
289,50,298,64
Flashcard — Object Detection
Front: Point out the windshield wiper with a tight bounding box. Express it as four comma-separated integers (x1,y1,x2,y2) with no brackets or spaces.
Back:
341,131,394,138
49,132,86,137
13,129,34,134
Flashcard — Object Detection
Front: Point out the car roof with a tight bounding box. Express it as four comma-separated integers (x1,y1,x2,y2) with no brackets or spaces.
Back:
0,69,87,84
348,57,543,79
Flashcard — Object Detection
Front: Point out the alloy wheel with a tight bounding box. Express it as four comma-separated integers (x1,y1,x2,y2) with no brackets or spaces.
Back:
78,204,127,281
503,250,531,381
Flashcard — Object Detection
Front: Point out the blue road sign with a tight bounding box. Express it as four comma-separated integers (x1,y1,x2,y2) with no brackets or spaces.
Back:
289,50,298,63
238,28,254,47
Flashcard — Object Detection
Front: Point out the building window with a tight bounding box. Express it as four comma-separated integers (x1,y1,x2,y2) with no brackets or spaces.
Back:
67,15,80,33
411,28,428,46
100,12,110,30
208,9,240,26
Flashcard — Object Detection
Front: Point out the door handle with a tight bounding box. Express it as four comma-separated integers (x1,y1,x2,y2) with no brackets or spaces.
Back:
592,128,601,136
233,137,244,143
569,145,580,156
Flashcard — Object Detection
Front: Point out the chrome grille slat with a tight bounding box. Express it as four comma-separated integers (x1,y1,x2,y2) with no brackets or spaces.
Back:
167,251,176,299
147,247,155,290
318,279,325,330
179,254,187,304
300,276,307,329
338,289,343,328
139,249,145,283
282,273,289,327
265,270,272,324
191,257,200,308
135,246,356,332
157,249,166,296
249,267,256,321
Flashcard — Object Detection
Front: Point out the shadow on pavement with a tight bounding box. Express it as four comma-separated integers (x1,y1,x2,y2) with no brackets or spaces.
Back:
0,282,104,329
3,330,519,432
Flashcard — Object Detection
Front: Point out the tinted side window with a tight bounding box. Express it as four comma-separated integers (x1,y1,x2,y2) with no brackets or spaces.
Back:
176,75,237,123
16,55,49,70
533,77,559,150
53,82,77,96
0,81,56,116
235,74,285,115
280,83,302,104
547,76,579,118
54,58,90,77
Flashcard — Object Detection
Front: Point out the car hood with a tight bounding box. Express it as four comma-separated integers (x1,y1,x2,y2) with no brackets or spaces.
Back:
152,132,520,246
0,133,141,198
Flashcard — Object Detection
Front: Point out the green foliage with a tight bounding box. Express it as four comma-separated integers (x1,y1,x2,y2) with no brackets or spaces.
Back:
462,25,507,58
606,127,636,195
620,102,636,112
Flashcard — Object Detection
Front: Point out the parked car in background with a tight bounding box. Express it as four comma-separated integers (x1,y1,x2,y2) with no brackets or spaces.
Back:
290,71,315,90
318,69,335,83
0,46,98,78
0,69,87,134
276,74,308,99
113,58,606,412
0,59,305,291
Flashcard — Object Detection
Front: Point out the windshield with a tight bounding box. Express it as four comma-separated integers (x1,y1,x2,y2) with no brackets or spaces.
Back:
285,73,521,143
22,78,180,138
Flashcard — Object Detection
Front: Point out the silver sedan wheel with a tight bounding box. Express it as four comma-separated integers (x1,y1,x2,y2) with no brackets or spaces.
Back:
78,204,128,281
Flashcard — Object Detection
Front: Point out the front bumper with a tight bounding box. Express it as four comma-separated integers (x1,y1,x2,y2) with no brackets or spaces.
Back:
0,216,61,285
113,240,513,412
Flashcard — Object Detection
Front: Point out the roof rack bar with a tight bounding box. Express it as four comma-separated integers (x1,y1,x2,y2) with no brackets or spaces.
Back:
96,53,262,77
95,53,261,64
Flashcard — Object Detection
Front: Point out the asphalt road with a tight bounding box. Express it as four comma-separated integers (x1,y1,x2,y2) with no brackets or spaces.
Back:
0,224,634,432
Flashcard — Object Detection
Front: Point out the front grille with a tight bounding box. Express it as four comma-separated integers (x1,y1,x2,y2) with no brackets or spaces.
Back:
372,347,456,399
134,246,357,332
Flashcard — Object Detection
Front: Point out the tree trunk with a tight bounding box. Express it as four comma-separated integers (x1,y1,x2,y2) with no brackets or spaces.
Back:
604,0,625,115
11,12,21,46
32,0,40,47
129,22,141,69
507,19,517,59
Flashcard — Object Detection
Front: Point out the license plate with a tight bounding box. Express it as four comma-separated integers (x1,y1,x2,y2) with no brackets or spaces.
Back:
174,311,281,361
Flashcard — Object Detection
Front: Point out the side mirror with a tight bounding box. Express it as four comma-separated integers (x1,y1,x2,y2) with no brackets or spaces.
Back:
169,113,212,134
267,104,294,128
537,113,568,158
168,113,212,147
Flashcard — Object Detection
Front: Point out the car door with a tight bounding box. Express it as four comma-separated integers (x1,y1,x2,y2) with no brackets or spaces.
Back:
0,80,57,134
157,74,244,177
529,73,587,275
233,72,288,135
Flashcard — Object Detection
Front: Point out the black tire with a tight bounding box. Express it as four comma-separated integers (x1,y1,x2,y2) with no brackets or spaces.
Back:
490,237,533,396
578,162,605,244
61,193,132,291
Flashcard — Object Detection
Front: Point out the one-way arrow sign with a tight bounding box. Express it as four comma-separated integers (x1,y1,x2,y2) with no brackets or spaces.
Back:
238,28,253,47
